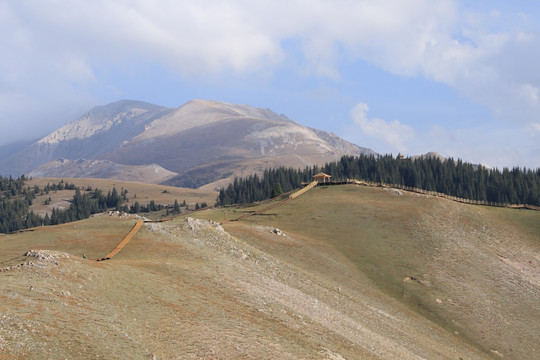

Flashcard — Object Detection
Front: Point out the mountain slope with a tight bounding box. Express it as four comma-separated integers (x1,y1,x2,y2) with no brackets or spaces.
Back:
100,99,373,188
27,159,177,185
0,100,374,188
0,100,172,177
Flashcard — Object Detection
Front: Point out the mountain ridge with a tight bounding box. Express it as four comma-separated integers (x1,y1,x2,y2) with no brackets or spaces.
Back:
0,99,374,188
27,158,177,185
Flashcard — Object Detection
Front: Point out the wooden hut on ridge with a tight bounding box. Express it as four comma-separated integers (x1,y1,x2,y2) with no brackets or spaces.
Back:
313,172,331,184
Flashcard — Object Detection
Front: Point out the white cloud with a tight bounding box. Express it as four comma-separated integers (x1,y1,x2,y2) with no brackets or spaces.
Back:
65,57,96,83
344,113,539,170
1,1,461,77
351,102,414,153
521,84,540,104
422,124,534,169
392,120,540,170
17,1,284,75
2,0,540,154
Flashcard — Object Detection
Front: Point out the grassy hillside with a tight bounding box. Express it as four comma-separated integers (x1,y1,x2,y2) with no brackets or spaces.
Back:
195,184,540,359
1,184,539,358
26,177,217,217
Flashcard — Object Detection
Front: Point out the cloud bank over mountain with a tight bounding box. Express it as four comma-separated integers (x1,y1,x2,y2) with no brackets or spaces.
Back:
1,1,539,168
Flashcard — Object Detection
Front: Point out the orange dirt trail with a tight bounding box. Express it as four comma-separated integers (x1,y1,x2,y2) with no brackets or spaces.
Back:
100,220,143,260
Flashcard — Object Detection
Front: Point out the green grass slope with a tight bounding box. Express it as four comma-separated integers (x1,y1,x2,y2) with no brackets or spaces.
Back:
196,184,540,359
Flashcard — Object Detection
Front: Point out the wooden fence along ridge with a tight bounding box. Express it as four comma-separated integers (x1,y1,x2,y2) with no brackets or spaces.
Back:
95,177,537,257
344,179,540,211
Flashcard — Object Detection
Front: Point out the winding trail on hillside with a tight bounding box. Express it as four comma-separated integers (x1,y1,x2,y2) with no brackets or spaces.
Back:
222,181,319,224
91,180,317,260
225,198,292,224
97,220,144,261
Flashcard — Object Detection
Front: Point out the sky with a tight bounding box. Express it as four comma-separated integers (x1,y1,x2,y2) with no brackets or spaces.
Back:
1,0,540,169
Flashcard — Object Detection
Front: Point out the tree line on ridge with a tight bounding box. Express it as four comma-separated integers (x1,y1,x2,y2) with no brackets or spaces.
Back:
0,178,193,234
1,154,539,233
217,154,540,206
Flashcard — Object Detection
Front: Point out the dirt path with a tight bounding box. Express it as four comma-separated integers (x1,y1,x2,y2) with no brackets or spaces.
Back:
98,220,144,260
222,181,318,224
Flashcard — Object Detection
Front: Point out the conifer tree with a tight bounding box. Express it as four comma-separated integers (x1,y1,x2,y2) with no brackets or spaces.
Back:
272,183,283,198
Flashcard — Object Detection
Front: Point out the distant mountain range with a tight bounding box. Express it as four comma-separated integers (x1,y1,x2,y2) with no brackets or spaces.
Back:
0,99,374,189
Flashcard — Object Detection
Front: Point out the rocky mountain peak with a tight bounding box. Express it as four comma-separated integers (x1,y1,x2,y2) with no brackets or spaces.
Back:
0,99,374,187
38,100,169,144
138,99,292,140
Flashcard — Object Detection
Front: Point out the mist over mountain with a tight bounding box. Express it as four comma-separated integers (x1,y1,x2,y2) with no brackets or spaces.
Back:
0,100,172,178
0,99,374,188
0,138,38,159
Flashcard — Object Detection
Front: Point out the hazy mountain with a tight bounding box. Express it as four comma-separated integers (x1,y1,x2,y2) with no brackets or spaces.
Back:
0,100,172,177
0,138,38,159
410,151,446,161
409,151,487,170
0,99,374,188
27,159,176,185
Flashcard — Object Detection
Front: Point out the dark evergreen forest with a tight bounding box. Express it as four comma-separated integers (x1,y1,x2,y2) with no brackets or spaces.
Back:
0,177,128,233
217,155,540,206
0,177,173,234
2,154,539,233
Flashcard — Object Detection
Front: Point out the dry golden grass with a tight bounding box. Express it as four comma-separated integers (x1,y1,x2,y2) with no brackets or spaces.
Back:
0,215,137,265
2,184,539,359
27,177,218,216
0,214,490,359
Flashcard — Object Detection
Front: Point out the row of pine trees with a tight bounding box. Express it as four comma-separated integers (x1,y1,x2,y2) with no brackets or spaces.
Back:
2,154,539,232
0,175,212,234
0,178,188,234
217,154,540,206
217,167,315,205
0,181,127,233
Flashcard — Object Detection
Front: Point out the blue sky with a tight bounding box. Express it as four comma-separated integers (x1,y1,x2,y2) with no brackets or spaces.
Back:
1,0,540,169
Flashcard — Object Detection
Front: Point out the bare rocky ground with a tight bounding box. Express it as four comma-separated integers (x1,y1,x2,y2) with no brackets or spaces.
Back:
1,216,487,359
